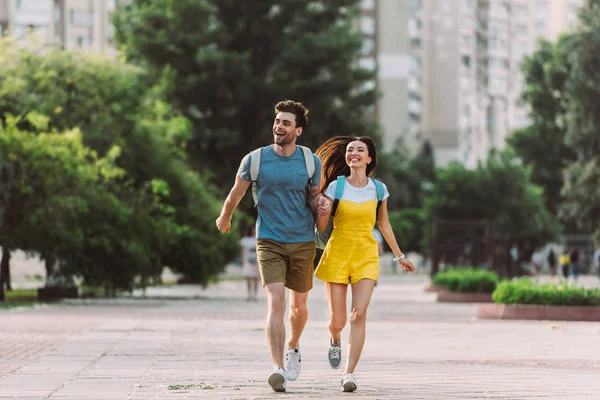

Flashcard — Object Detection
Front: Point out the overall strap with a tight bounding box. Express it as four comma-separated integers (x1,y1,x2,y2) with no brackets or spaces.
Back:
372,178,385,221
331,176,346,217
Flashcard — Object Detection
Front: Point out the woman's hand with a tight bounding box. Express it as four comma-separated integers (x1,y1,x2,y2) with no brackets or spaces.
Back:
317,196,333,216
397,258,415,272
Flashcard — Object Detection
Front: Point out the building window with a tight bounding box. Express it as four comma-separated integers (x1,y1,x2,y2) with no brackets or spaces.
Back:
462,55,471,68
361,0,375,9
360,16,375,35
361,38,375,56
535,20,546,32
77,36,84,47
410,37,421,48
16,0,22,10
514,4,528,17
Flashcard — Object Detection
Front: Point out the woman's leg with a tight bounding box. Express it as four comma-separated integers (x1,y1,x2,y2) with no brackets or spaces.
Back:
246,277,252,300
325,282,348,344
345,278,376,374
252,277,259,299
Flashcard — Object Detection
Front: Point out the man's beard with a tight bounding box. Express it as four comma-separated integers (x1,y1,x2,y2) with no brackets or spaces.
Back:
275,132,294,146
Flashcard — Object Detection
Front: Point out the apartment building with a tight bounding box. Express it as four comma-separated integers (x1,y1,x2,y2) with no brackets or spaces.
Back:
360,0,417,150
0,0,117,52
407,0,581,167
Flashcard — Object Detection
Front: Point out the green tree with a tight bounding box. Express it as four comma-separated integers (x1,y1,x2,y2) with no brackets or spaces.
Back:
426,149,559,246
560,0,600,240
506,36,576,215
0,115,163,293
113,0,378,191
0,39,239,288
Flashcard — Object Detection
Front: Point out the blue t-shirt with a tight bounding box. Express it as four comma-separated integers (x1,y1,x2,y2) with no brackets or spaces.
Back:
239,145,321,243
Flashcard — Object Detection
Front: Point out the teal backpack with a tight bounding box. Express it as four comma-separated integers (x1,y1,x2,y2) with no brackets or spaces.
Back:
315,176,385,250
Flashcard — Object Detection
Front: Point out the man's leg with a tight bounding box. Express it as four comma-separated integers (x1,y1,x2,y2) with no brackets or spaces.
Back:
264,282,286,368
288,290,308,349
283,241,315,381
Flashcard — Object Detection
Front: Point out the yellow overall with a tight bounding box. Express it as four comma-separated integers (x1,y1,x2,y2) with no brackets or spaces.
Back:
315,198,379,284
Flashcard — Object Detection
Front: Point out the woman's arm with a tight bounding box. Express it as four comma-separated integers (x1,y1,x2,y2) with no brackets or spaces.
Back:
315,196,333,232
377,199,415,272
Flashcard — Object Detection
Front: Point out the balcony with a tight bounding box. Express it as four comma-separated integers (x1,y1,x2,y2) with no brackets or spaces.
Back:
70,10,93,28
15,0,52,26
408,99,421,114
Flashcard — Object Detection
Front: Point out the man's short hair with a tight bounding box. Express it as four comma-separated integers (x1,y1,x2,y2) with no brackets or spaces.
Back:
274,100,309,129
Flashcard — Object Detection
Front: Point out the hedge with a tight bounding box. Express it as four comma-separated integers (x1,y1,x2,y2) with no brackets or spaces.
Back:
433,268,499,293
492,279,600,306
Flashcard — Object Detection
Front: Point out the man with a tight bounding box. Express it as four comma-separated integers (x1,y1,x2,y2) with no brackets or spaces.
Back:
216,100,328,393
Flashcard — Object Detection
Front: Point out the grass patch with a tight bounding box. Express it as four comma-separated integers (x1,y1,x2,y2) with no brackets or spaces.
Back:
5,288,38,301
168,383,215,390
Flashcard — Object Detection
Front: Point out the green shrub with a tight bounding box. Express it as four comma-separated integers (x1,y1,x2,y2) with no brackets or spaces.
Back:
492,279,600,306
433,267,499,293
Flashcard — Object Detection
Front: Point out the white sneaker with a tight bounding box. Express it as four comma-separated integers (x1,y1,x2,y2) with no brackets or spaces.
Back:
284,348,301,381
341,373,357,392
268,368,287,392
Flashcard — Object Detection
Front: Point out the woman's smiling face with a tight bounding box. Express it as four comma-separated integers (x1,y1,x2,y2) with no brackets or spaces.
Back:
346,140,371,168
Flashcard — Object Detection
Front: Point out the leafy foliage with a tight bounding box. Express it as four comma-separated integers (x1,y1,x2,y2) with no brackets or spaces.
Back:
425,149,559,245
0,39,239,289
506,36,576,215
113,0,379,193
493,278,600,306
560,0,600,240
433,268,499,293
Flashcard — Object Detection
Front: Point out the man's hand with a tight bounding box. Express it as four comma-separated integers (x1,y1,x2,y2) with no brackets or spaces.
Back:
317,196,332,216
216,215,231,233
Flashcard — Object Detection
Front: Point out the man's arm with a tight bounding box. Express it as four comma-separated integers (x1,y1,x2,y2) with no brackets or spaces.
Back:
216,175,251,233
308,185,323,212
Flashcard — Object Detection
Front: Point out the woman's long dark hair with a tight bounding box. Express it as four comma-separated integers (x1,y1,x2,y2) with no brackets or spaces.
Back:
316,136,377,194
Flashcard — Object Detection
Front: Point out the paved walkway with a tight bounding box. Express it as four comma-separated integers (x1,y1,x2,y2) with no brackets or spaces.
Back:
1,274,600,399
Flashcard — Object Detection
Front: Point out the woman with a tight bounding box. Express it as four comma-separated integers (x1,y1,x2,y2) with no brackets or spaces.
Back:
240,225,260,301
314,136,415,392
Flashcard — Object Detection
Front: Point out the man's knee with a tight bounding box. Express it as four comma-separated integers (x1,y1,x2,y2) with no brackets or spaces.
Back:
266,284,286,315
289,292,308,316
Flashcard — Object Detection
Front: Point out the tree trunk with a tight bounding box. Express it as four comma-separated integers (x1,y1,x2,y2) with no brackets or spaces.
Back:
1,247,11,291
0,248,9,301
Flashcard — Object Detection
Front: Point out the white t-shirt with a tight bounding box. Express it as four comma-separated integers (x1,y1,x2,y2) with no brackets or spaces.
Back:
325,178,389,204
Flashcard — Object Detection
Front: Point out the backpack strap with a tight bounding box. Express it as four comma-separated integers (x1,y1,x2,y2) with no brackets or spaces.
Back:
298,145,315,185
331,176,346,217
249,148,262,207
372,178,385,221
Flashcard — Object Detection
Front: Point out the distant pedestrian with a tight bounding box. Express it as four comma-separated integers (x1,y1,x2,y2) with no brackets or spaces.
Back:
241,225,260,301
570,248,581,283
547,249,557,282
559,250,570,280
593,246,600,277
531,248,543,282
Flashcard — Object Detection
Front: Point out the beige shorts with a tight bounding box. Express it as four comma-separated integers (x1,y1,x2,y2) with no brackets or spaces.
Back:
256,239,315,293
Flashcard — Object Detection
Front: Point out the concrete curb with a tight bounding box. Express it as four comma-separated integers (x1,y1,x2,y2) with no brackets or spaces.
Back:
437,290,493,303
477,303,600,321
